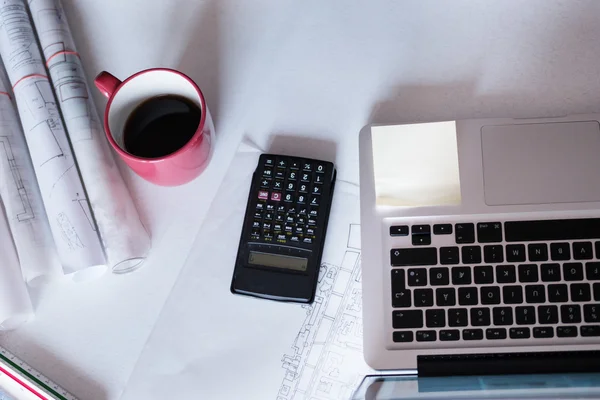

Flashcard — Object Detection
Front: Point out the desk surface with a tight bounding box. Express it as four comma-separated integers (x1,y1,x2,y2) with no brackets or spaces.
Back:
2,0,600,398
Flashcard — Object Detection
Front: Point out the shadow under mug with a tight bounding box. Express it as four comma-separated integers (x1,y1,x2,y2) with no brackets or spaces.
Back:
94,68,213,186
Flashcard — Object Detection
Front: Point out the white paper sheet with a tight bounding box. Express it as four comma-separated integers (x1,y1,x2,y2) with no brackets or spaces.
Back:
0,200,33,330
0,68,62,284
122,142,373,399
0,0,106,280
27,0,150,274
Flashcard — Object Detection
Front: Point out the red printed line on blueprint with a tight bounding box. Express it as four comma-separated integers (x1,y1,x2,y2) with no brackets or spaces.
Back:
46,51,80,67
12,74,49,90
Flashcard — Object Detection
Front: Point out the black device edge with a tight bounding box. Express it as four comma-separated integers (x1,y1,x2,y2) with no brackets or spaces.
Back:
230,155,337,304
417,351,600,377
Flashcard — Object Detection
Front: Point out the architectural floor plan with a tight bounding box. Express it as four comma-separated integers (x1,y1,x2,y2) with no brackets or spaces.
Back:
278,223,374,400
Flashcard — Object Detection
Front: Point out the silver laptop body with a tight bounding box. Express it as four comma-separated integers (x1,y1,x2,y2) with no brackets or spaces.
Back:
359,115,600,371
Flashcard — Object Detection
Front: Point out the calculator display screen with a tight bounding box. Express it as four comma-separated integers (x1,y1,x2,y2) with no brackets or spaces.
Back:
248,251,308,272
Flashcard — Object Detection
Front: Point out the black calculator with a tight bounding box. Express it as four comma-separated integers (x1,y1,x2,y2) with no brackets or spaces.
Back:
230,154,336,303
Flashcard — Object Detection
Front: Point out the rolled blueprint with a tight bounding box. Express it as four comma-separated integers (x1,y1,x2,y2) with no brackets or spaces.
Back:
0,0,106,281
0,200,33,330
0,69,62,284
28,0,151,274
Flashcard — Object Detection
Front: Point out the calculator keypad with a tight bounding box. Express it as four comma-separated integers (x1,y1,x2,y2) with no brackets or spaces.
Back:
251,155,332,247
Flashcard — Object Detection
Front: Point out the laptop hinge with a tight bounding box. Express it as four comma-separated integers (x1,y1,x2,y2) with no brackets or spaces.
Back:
417,351,600,377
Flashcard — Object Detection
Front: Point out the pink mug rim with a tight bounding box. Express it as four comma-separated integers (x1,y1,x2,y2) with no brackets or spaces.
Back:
103,68,208,164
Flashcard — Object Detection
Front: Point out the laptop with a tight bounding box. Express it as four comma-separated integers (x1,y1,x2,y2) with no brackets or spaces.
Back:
358,115,600,379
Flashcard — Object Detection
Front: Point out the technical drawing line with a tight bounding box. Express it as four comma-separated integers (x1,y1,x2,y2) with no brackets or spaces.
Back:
0,136,33,221
49,163,73,193
45,49,78,66
12,73,48,89
73,197,95,231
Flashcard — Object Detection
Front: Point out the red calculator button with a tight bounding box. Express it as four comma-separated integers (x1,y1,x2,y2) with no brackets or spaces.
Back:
258,190,269,200
271,192,282,201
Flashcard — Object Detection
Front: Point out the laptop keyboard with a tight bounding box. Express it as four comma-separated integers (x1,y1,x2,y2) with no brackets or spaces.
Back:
388,216,600,347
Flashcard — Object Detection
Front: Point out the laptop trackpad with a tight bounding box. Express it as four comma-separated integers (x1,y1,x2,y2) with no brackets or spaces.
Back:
482,121,600,206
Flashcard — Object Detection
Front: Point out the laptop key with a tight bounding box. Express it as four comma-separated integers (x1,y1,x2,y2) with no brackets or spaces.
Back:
391,270,411,308
391,248,438,266
412,234,431,246
416,330,437,342
462,246,482,264
474,265,494,284
538,305,559,324
505,218,600,242
463,329,484,340
533,327,554,338
509,327,530,339
440,329,460,341
595,283,600,301
481,286,501,305
548,284,569,302
483,245,504,263
470,308,491,326
390,225,409,236
440,247,460,265
392,289,411,308
412,225,430,234
429,267,450,286
584,304,600,323
393,310,423,329
561,304,582,323
518,264,538,283
448,308,468,327
414,289,434,307
503,286,523,304
541,263,561,282
477,222,502,243
426,309,446,328
573,242,593,260
436,288,456,306
407,268,427,286
452,267,472,285
493,307,513,326
525,285,546,303
586,262,600,280
557,326,578,338
563,263,584,281
458,287,478,305
597,241,600,258
506,244,526,262
570,283,591,302
528,243,548,262
455,223,475,244
486,328,507,340
393,331,414,342
515,306,536,325
581,325,600,337
497,265,516,283
433,224,453,235
550,243,571,261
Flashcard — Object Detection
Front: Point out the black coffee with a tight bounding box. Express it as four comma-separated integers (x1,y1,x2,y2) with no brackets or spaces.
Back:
123,95,201,158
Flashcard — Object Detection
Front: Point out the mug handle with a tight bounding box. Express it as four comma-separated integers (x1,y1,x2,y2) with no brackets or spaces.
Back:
94,71,121,98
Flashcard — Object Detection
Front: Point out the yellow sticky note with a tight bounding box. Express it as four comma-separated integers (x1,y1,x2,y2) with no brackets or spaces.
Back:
371,121,461,207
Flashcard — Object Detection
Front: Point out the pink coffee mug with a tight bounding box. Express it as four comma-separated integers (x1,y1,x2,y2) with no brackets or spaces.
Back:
94,68,213,186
